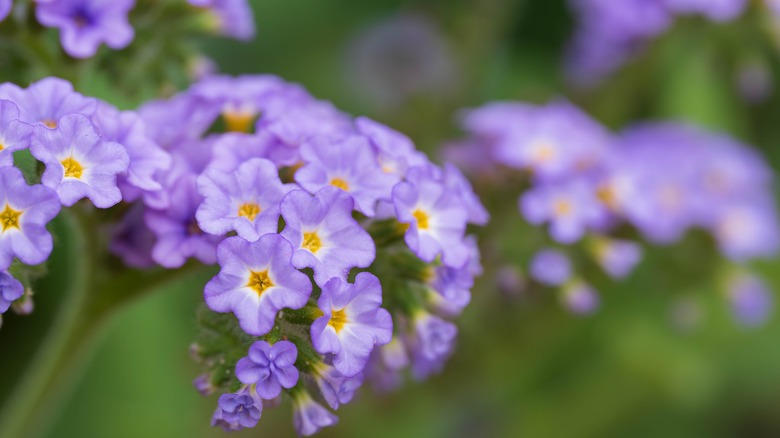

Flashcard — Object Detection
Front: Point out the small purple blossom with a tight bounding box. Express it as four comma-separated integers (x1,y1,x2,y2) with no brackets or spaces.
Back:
313,363,364,410
728,274,773,327
529,248,572,287
295,135,398,217
189,0,256,41
31,113,129,208
0,100,33,166
292,391,339,436
663,0,746,21
211,387,262,431
204,234,312,336
0,77,97,128
410,312,457,380
197,158,291,241
393,166,469,267
0,0,10,22
35,0,135,58
310,273,393,377
425,262,474,317
355,116,428,178
280,187,375,286
235,340,299,399
109,203,156,268
0,270,23,313
562,282,600,315
593,237,643,279
0,166,61,269
442,162,489,226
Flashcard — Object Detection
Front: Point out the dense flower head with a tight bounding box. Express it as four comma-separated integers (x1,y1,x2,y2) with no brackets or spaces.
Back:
566,0,748,85
35,0,136,59
161,74,487,434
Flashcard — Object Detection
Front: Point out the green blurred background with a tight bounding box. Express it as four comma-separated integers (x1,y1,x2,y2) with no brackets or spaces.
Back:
4,0,780,436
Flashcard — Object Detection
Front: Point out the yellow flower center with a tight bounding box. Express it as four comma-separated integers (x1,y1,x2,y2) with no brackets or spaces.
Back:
413,209,429,230
223,109,256,133
554,199,572,217
302,231,322,253
531,142,556,164
42,119,57,129
61,157,84,179
329,177,349,191
597,185,616,209
328,308,348,333
237,202,261,221
0,142,4,151
0,204,21,232
246,270,274,296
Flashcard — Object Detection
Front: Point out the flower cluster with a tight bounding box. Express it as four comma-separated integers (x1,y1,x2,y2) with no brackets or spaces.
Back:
447,99,778,322
565,0,749,85
129,75,486,434
0,76,172,323
0,0,255,58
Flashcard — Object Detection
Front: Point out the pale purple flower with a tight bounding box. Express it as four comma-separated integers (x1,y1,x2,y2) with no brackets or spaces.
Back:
562,282,600,315
197,158,291,241
192,374,215,396
442,163,489,226
0,166,61,269
354,116,428,178
313,362,364,410
392,166,469,267
0,77,97,128
0,0,10,22
211,387,262,431
295,135,398,217
91,102,171,199
529,249,572,287
31,113,129,208
425,262,474,317
35,0,135,58
0,100,33,166
410,312,457,379
0,270,23,313
310,273,392,377
292,391,338,436
204,234,312,336
189,0,256,41
728,274,773,327
138,94,218,149
592,237,642,279
145,175,221,268
520,178,608,244
236,340,299,399
109,203,156,268
663,0,746,21
207,132,275,173
280,187,375,286
711,199,780,261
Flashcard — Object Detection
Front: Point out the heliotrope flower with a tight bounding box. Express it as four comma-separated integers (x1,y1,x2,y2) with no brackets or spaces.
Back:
663,0,747,21
30,113,129,208
109,203,156,269
711,199,780,261
310,273,392,377
410,311,457,380
312,362,363,410
727,274,773,327
529,248,572,287
0,77,97,128
0,270,23,313
392,166,470,267
211,387,262,431
207,133,275,173
188,0,256,41
0,0,10,23
204,234,312,336
355,116,428,178
561,282,600,315
280,187,375,286
197,158,291,242
35,0,136,58
292,390,339,437
0,166,61,269
235,340,299,400
295,135,398,217
0,100,33,167
590,237,643,279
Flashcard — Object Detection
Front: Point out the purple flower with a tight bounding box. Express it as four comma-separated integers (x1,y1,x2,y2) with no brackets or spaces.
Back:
425,262,474,317
189,0,256,41
138,94,218,149
36,0,135,58
207,133,275,172
109,203,156,268
0,77,97,128
562,282,600,315
235,340,299,399
0,100,33,166
663,0,746,21
0,0,10,22
529,248,572,287
354,116,428,178
91,102,171,199
727,274,773,327
292,391,339,436
592,237,642,279
313,362,364,410
0,271,23,313
204,234,312,336
31,113,129,208
192,374,215,396
410,312,457,379
310,273,392,377
295,135,398,217
145,175,221,268
442,163,489,226
392,166,469,267
712,199,780,261
0,166,61,269
520,178,608,244
211,387,262,431
197,158,291,241
280,187,375,286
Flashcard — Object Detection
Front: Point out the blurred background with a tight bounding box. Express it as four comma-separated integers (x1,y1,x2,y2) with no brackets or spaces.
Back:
4,0,780,436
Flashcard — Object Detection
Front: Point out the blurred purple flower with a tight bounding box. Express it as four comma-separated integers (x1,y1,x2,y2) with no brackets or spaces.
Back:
189,0,255,41
0,0,10,23
728,274,773,327
529,249,572,287
562,282,600,315
292,391,338,436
